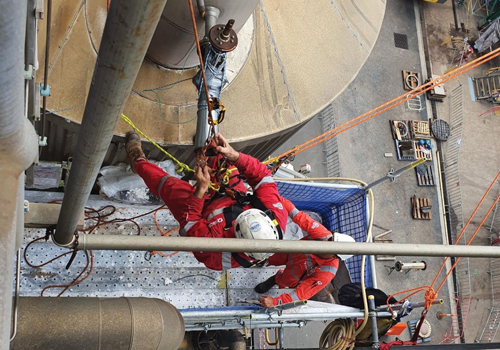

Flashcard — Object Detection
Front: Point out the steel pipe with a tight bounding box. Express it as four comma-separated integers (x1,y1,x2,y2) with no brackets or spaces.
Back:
185,322,303,332
10,297,185,350
78,235,500,258
204,6,220,38
368,296,379,348
249,311,392,322
193,47,224,152
0,1,38,349
395,260,427,272
0,4,25,138
54,0,169,246
15,173,25,250
0,179,19,350
182,310,253,319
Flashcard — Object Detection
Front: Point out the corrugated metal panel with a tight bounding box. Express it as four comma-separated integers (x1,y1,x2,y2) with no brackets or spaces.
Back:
39,114,309,168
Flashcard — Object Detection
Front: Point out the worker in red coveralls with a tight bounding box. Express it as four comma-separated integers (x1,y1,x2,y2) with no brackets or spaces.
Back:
125,131,288,271
255,197,356,307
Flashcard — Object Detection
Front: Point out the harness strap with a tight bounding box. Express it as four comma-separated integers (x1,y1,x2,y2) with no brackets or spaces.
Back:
231,252,255,268
223,206,242,230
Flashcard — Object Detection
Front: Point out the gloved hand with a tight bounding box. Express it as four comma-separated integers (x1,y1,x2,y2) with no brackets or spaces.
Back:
281,197,296,214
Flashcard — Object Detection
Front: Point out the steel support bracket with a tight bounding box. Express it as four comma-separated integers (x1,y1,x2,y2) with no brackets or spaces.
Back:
388,168,396,182
24,65,34,80
35,0,44,18
51,231,77,248
38,135,47,147
40,84,50,97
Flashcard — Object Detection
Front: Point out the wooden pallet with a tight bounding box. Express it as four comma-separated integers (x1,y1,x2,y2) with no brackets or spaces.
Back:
411,196,432,220
411,120,431,139
414,141,433,160
403,70,422,91
390,120,412,140
415,164,435,186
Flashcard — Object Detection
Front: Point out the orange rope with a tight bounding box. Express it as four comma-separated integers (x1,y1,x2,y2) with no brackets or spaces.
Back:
387,169,500,314
386,286,431,315
430,169,500,288
152,208,180,258
187,0,210,107
435,192,500,293
265,47,500,165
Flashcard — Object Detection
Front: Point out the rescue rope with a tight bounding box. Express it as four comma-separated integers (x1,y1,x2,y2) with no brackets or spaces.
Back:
265,46,500,165
383,168,500,344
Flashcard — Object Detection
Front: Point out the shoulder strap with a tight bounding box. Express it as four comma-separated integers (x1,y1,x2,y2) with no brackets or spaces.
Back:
222,205,243,230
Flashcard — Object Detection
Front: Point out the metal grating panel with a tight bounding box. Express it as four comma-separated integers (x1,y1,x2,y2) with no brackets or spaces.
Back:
41,112,309,169
394,33,409,50
319,104,341,177
18,200,345,310
477,182,500,342
443,84,470,342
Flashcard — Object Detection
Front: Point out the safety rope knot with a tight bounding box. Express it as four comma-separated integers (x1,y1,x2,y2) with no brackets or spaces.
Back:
424,288,438,310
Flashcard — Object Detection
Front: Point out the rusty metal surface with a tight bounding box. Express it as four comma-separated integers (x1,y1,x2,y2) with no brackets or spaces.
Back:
209,20,238,53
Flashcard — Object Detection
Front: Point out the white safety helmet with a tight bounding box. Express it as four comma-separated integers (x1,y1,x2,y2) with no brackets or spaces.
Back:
234,209,280,261
334,233,356,261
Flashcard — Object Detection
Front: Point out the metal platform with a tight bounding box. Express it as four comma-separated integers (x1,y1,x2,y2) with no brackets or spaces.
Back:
19,185,375,330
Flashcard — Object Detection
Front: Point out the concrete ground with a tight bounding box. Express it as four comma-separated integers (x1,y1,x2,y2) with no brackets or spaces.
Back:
273,0,461,347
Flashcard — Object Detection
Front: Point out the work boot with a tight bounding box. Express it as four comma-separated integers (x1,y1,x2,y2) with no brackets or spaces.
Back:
125,131,146,173
254,274,276,294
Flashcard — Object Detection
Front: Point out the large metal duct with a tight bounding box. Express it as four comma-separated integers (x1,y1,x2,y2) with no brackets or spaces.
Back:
10,297,185,350
0,1,38,348
37,0,385,163
53,0,169,246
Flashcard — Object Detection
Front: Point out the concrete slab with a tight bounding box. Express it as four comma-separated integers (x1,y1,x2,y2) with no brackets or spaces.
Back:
422,0,500,344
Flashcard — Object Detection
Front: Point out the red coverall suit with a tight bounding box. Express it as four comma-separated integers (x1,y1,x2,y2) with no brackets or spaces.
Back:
267,199,339,305
135,154,287,271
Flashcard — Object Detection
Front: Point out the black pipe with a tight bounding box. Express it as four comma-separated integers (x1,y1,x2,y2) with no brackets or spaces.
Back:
452,0,459,31
41,0,51,145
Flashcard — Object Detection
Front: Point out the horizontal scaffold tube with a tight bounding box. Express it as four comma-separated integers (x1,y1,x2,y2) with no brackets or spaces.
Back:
76,235,500,258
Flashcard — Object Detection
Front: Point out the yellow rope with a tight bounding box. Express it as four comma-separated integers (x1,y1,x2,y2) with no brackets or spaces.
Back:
121,114,194,174
121,113,225,191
